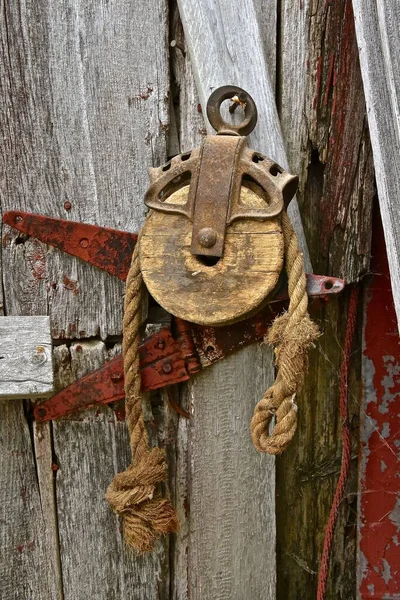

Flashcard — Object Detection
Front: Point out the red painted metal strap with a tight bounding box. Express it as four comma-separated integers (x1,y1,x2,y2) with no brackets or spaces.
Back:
3,211,137,280
34,324,200,421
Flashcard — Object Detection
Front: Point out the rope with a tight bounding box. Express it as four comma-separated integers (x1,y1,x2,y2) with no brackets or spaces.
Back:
251,211,320,454
316,285,359,599
105,238,179,552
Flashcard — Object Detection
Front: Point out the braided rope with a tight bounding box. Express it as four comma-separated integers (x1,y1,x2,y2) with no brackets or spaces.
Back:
251,211,320,455
106,238,179,552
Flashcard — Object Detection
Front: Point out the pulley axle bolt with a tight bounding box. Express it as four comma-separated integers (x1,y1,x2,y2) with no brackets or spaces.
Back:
198,227,217,248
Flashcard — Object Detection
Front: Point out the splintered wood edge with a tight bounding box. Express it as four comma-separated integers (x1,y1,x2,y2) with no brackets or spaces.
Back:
0,316,54,399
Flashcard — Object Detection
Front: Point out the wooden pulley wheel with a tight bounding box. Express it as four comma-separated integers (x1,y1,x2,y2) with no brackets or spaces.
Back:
140,86,298,326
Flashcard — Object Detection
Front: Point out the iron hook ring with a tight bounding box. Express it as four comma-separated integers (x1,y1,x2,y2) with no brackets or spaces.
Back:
206,85,258,137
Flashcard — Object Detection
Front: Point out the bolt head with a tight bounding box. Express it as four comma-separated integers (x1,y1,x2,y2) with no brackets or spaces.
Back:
198,227,217,248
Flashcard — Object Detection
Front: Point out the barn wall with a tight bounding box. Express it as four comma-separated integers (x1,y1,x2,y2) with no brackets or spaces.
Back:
0,1,375,599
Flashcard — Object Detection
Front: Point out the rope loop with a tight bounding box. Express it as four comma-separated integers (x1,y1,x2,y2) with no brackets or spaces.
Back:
250,211,320,454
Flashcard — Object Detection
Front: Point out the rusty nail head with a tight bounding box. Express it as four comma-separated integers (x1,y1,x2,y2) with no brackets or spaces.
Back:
37,408,47,418
79,238,89,248
162,360,172,374
64,201,72,211
198,227,217,248
15,215,23,223
157,339,165,350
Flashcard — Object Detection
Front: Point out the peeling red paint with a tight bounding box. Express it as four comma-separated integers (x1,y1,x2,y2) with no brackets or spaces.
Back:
359,210,400,598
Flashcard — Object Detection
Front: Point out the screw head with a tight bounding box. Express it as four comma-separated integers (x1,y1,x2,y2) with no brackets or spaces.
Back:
198,227,217,248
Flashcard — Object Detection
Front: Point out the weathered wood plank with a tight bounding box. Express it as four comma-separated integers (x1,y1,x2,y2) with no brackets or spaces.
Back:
0,0,169,339
177,0,311,269
276,2,373,597
53,342,168,600
33,420,64,600
279,0,373,283
170,1,279,597
1,0,171,597
352,0,400,329
0,316,53,399
0,399,60,600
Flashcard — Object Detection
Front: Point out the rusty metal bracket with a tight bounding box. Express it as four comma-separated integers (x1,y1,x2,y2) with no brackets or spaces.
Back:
3,211,137,281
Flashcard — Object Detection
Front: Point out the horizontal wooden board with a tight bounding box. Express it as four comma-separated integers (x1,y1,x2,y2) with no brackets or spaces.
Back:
0,316,53,399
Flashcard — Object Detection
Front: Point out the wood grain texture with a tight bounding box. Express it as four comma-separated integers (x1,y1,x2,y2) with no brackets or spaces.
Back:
0,399,60,600
0,316,53,399
176,0,311,271
0,0,169,339
187,350,276,600
169,1,279,597
53,342,168,600
279,0,374,283
140,204,283,326
1,0,170,597
33,420,64,600
352,0,400,329
276,2,371,597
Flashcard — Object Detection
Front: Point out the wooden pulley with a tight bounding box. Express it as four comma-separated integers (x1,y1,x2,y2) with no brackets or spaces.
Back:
140,86,299,326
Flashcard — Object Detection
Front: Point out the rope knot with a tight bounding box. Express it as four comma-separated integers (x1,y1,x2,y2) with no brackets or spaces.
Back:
106,447,179,553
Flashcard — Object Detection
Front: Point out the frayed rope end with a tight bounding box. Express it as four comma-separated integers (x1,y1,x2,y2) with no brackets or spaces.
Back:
105,447,179,553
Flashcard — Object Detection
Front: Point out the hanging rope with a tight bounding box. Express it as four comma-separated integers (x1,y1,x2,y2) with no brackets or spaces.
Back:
106,237,179,553
106,208,318,550
317,285,359,599
251,211,320,455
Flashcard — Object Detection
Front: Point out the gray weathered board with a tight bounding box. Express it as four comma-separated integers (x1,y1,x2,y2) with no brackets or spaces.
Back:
172,1,289,598
1,0,169,597
353,0,400,328
0,316,53,399
0,0,308,598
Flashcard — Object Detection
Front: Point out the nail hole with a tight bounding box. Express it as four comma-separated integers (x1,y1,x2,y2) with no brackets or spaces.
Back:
324,280,333,290
270,164,282,176
206,345,215,353
162,162,171,172
252,153,264,163
181,152,191,161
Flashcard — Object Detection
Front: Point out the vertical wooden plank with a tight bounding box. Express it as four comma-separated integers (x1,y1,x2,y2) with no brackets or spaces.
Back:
52,343,168,599
277,1,374,598
170,1,279,598
352,0,400,331
1,0,170,597
177,0,311,268
0,399,59,599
